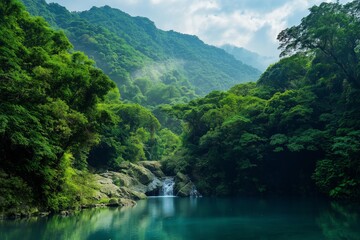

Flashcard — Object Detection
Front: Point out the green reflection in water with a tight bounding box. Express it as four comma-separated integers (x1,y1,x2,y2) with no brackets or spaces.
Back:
317,201,360,240
1,197,360,240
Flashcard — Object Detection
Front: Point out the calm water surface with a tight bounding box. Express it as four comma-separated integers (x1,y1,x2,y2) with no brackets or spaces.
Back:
1,197,360,240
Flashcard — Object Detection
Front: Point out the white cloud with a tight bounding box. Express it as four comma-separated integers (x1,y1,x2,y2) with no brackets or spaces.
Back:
47,0,352,57
189,1,220,13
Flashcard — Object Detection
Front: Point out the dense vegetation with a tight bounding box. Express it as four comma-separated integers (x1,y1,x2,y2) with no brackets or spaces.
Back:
1,0,360,217
167,1,360,200
21,0,260,109
0,0,179,213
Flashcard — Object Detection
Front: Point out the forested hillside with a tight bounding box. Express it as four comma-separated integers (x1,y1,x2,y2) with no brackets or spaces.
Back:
2,0,360,218
167,1,360,200
221,44,277,72
0,0,180,213
21,0,261,107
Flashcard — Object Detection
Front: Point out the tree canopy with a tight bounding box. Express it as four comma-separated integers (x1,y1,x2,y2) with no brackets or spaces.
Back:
0,0,180,212
169,1,360,199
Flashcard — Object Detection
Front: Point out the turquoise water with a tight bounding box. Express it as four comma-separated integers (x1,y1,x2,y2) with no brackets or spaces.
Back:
1,197,360,240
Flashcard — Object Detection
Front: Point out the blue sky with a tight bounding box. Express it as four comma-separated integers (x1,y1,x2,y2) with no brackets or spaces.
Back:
46,0,351,58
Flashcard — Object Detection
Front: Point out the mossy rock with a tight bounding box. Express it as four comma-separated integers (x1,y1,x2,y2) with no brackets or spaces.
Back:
139,161,165,178
118,187,147,200
128,163,155,185
118,198,136,207
175,172,189,183
174,172,196,197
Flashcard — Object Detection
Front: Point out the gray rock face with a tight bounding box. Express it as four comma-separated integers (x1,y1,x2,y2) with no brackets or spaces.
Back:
95,161,166,201
146,178,163,195
93,162,200,206
138,161,165,178
174,172,200,197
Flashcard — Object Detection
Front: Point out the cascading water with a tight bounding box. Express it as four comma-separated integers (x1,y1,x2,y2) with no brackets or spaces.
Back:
160,177,175,196
190,185,201,197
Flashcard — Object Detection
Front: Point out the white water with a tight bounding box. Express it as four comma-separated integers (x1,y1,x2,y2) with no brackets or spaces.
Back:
190,185,201,197
160,177,175,196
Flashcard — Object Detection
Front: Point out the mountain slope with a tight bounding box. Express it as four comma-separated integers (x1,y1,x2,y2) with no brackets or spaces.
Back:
221,44,277,72
21,0,261,106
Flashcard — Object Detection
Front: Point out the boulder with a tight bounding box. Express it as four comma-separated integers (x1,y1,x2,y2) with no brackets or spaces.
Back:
94,161,168,200
100,171,141,189
175,172,189,183
174,172,200,197
139,161,166,178
107,198,136,207
145,178,163,196
118,198,137,207
118,187,147,200
94,174,122,198
128,163,155,185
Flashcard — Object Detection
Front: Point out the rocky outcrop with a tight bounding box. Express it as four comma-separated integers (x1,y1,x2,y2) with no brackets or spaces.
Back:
93,161,166,203
138,161,165,178
174,172,201,197
93,173,147,201
0,161,201,219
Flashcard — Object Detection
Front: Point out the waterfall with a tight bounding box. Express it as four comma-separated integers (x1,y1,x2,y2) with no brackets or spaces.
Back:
160,177,175,196
190,185,201,197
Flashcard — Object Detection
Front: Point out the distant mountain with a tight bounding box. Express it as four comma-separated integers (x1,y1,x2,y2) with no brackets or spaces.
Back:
221,44,277,72
21,0,261,106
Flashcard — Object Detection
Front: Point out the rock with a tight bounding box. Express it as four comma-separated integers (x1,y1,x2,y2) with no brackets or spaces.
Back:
106,198,137,207
107,198,120,207
118,161,132,170
139,161,165,178
95,203,106,208
94,175,122,198
94,161,169,201
147,178,163,192
174,172,200,197
118,187,147,200
60,211,71,216
128,163,155,185
175,172,189,183
176,182,195,197
118,198,136,207
100,171,141,188
39,212,50,217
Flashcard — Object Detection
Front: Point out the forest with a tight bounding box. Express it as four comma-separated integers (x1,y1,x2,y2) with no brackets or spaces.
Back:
0,0,360,216
21,0,260,108
165,1,360,198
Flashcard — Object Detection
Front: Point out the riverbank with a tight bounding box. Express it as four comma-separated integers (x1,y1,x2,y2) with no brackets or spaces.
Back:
0,161,196,220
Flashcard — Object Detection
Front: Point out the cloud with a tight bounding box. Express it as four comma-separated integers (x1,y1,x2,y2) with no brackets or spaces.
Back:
46,0,351,57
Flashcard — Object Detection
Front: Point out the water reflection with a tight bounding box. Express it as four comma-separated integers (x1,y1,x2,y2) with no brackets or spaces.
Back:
317,201,360,240
1,197,360,240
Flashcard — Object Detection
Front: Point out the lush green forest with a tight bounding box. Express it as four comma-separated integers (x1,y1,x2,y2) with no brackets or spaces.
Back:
1,0,360,217
0,0,179,213
165,1,360,200
21,0,260,109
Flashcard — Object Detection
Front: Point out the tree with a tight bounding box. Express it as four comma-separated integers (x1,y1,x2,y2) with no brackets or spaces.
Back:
278,1,360,88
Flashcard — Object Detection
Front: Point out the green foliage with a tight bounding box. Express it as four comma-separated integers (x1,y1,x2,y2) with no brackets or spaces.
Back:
0,0,116,211
21,0,260,108
169,1,360,199
258,53,311,90
278,1,360,88
4,0,359,208
89,89,180,169
313,129,360,199
0,170,34,212
1,0,181,213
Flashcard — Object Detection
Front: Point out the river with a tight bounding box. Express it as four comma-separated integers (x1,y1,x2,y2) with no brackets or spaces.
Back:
1,197,360,239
